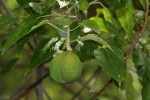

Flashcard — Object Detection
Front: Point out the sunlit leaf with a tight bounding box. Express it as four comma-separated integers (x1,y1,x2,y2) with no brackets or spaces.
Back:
78,0,89,11
90,17,120,36
29,2,42,14
94,46,125,83
96,8,121,30
56,0,70,8
81,19,100,34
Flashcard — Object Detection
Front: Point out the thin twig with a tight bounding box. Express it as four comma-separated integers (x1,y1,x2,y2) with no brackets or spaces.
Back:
10,71,49,100
89,79,113,100
47,22,66,34
66,8,72,51
125,0,149,60
41,84,51,100
71,68,101,100
0,0,11,14
27,42,34,51
35,66,44,100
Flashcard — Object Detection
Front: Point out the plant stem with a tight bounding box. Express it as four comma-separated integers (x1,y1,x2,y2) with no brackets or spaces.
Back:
10,71,49,100
72,68,101,100
35,66,44,100
125,0,149,61
89,79,113,100
66,9,72,51
47,22,66,34
0,0,11,14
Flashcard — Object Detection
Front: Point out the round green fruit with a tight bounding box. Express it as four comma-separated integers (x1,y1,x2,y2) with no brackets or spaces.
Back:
49,52,82,83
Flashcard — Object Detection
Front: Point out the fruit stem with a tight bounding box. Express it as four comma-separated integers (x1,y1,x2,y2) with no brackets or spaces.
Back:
66,8,72,51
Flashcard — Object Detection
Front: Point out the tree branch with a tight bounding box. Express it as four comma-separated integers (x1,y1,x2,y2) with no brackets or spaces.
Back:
125,0,149,60
0,0,11,14
35,66,44,100
89,79,113,100
10,71,49,100
71,68,101,100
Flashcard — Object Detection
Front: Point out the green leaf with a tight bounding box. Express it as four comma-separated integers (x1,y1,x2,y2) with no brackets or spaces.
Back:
116,0,135,40
17,0,41,15
81,19,100,33
26,38,58,74
0,15,18,30
90,17,120,36
16,20,49,53
74,41,99,62
31,20,49,31
17,0,40,6
139,0,146,9
16,35,30,53
96,8,121,30
80,34,112,50
29,2,42,14
79,0,89,11
1,15,40,55
126,72,136,100
94,46,125,83
104,0,127,10
70,21,83,41
142,73,150,100
0,58,18,76
1,5,52,54
56,0,70,8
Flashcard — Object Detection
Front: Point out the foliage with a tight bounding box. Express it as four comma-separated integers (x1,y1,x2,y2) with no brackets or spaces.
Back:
0,0,149,100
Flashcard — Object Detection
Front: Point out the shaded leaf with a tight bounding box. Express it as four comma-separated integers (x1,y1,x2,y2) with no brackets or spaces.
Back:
0,15,18,30
29,2,42,14
80,34,112,50
142,72,150,100
16,35,30,53
2,5,52,54
17,0,41,15
17,0,40,6
104,0,127,10
70,21,83,41
94,46,125,83
1,15,40,55
116,0,135,40
139,0,146,9
0,58,18,76
81,19,100,33
74,41,99,62
79,0,89,11
26,38,58,74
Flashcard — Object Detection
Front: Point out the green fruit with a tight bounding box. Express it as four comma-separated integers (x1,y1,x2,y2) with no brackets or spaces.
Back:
49,52,82,83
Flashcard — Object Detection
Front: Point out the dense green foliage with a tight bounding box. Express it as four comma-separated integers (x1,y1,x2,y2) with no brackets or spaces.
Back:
0,0,150,100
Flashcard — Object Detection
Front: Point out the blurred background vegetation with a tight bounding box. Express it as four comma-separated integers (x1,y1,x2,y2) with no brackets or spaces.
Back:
0,0,150,100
